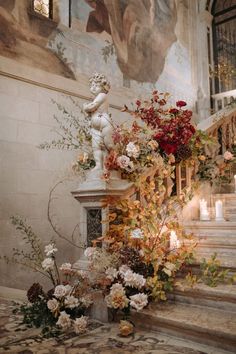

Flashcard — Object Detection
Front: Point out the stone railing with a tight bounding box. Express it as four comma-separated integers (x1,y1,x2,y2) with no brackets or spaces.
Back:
212,89,236,112
175,105,236,196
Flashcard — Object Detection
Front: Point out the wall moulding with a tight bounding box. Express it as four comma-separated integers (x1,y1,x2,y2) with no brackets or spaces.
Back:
0,56,136,111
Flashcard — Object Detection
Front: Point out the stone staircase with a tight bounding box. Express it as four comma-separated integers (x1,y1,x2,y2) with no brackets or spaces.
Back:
132,283,236,353
185,193,236,270
132,192,236,353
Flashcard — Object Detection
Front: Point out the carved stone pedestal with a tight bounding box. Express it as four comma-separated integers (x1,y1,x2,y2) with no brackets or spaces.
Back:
72,173,134,251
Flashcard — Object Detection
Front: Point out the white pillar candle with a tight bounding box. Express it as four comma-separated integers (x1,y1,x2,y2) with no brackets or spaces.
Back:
199,199,210,221
234,175,236,193
170,230,180,250
215,200,224,221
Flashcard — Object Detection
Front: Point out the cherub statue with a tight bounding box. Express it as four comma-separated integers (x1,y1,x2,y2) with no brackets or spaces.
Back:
83,73,114,174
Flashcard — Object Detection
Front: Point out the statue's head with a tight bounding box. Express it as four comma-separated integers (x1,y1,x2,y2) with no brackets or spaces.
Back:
89,72,110,94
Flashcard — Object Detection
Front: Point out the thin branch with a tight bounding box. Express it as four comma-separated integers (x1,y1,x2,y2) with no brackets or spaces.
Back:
47,180,84,250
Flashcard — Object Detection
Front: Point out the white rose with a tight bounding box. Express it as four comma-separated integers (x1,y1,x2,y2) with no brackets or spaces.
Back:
126,142,140,158
105,267,118,281
44,243,58,256
54,285,68,299
117,155,131,169
47,298,59,313
73,316,88,334
56,311,71,329
41,258,54,271
130,293,148,311
65,295,79,309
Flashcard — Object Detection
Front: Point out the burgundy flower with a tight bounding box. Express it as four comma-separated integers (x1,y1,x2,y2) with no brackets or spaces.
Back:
160,142,178,155
176,100,187,107
169,108,179,115
27,283,44,303
136,100,141,107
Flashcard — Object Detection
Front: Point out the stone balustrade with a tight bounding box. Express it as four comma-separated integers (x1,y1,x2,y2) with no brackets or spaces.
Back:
175,105,236,196
212,89,236,112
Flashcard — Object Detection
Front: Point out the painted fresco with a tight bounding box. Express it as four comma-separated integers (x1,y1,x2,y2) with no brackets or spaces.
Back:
84,0,177,83
0,0,75,79
0,0,194,102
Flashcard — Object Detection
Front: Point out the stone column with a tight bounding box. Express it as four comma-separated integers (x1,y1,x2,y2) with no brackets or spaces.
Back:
196,9,213,121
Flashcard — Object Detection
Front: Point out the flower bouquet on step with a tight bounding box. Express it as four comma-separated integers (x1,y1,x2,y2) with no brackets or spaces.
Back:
6,217,93,337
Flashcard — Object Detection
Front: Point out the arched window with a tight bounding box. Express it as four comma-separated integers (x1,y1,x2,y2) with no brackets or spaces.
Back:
212,0,236,93
33,0,53,19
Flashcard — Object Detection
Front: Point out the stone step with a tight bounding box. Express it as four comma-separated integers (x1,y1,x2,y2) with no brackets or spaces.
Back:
132,302,236,352
184,221,236,268
168,282,236,312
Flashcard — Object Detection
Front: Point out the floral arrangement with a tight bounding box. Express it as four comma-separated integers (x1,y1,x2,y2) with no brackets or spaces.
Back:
197,149,235,188
6,217,92,337
103,92,209,182
7,89,231,338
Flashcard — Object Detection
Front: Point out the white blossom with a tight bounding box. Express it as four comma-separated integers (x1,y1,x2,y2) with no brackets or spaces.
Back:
119,265,131,276
105,284,129,310
126,142,140,158
60,263,72,273
47,298,59,313
41,257,54,271
105,267,118,281
129,293,148,311
44,243,58,256
110,283,126,294
117,155,131,169
73,316,88,334
65,295,79,309
54,285,68,299
123,270,146,289
56,311,71,329
80,295,93,308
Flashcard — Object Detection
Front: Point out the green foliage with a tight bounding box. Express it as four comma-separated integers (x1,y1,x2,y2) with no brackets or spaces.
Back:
3,216,44,270
200,253,232,287
20,300,56,328
38,97,92,152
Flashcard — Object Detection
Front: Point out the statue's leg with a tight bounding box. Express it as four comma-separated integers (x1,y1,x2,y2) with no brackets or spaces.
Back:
91,129,103,171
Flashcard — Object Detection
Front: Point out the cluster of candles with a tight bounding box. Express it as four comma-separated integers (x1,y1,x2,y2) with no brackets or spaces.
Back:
199,198,224,221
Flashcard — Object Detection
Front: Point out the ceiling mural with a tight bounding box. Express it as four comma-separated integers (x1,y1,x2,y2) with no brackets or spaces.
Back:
84,0,177,83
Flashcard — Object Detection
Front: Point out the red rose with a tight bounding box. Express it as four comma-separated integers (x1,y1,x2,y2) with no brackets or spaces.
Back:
169,108,179,115
160,142,178,155
136,100,141,106
176,100,187,107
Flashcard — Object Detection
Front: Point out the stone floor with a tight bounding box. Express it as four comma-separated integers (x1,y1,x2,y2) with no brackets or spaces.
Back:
1,297,235,354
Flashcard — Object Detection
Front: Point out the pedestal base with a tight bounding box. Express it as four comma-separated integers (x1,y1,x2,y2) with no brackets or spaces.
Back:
72,170,134,202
